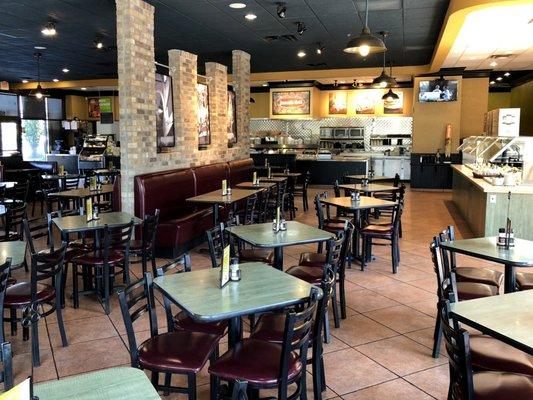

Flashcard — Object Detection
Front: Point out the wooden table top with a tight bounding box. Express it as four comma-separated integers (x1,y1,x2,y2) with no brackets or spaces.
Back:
0,241,27,266
321,196,397,211
451,290,533,355
235,181,276,190
339,183,398,193
261,176,287,183
41,174,80,180
227,221,334,248
34,367,160,400
186,188,260,205
345,175,393,182
272,172,302,178
154,262,318,323
50,184,113,199
52,212,142,234
441,237,533,267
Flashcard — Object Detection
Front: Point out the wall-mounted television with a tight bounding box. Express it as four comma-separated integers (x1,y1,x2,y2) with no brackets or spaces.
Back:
418,79,458,102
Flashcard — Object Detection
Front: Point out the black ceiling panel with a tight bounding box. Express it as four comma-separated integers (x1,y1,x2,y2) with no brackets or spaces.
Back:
0,0,449,82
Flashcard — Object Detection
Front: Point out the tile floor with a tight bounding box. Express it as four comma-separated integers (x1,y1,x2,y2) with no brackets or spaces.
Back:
7,186,504,399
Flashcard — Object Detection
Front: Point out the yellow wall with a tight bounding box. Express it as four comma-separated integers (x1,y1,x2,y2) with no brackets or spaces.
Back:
250,92,270,118
412,76,463,153
488,92,511,111
461,77,489,139
65,95,120,121
511,80,533,136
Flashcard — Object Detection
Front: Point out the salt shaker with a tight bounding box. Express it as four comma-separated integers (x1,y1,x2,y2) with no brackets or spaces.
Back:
280,219,287,231
229,258,241,281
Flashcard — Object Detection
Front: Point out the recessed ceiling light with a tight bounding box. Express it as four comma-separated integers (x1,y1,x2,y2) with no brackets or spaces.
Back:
490,80,495,84
229,2,246,9
62,68,69,73
81,87,87,90
489,61,497,67
262,83,268,87
504,72,510,77
297,50,306,58
496,76,503,81
21,79,29,83
94,39,104,49
245,13,257,20
276,2,286,18
41,22,56,36
34,45,47,50
52,78,59,82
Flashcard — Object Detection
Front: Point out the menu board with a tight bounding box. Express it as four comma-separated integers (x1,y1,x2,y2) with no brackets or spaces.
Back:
88,97,112,119
329,92,347,114
197,83,211,146
272,90,311,115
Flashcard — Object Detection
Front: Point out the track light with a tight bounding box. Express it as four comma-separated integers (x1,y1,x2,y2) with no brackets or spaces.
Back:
504,72,510,77
94,38,104,49
297,50,306,58
333,80,338,87
296,22,307,35
316,43,325,55
41,22,56,36
276,2,286,18
352,79,357,87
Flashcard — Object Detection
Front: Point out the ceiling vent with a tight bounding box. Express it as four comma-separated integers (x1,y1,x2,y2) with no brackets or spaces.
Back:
263,34,298,43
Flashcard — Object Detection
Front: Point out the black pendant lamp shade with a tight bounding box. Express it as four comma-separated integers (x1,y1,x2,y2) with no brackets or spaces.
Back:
372,33,397,88
31,52,47,100
382,88,399,101
343,0,386,56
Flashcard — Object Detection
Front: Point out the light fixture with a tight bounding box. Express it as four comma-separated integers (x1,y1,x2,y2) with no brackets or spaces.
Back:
504,72,511,77
41,22,56,36
62,68,69,73
52,78,59,82
262,83,268,87
94,38,104,49
296,22,306,35
31,52,47,100
229,3,246,9
490,80,496,84
382,88,399,101
352,79,357,87
372,32,397,88
34,45,47,50
276,2,286,18
245,13,257,20
496,76,503,81
333,80,338,87
81,87,87,91
343,0,386,56
297,50,306,58
22,79,29,83
490,61,497,67
316,42,325,55
250,97,256,104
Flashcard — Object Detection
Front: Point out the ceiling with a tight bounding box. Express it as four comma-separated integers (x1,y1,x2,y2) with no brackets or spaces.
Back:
443,3,533,71
0,0,449,82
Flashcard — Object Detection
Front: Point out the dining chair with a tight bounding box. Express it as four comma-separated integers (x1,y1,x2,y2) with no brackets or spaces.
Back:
5,220,68,366
129,209,160,275
72,220,134,314
0,257,12,344
250,266,334,400
0,257,12,391
255,186,272,223
293,171,310,212
314,192,349,254
2,201,27,242
235,195,257,226
31,175,56,217
7,181,30,204
156,259,227,338
209,287,318,400
360,200,403,273
118,273,220,399
440,225,503,290
439,299,533,400
267,180,288,220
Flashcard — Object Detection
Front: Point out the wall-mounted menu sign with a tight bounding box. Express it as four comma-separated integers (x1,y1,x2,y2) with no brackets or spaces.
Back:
272,90,311,115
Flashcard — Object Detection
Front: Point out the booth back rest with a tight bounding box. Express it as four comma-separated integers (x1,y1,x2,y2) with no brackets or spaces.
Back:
228,158,253,186
135,168,195,220
192,162,230,196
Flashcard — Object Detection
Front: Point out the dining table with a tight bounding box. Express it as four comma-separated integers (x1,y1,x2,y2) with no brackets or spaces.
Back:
186,188,260,226
260,176,287,184
52,211,142,239
339,183,398,195
0,240,27,268
344,174,394,183
154,262,319,347
226,221,334,270
440,236,533,293
451,290,533,356
49,184,114,214
235,181,276,190
34,367,161,399
320,196,397,261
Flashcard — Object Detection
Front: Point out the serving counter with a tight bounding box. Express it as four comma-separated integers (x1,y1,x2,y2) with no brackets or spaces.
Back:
452,165,533,240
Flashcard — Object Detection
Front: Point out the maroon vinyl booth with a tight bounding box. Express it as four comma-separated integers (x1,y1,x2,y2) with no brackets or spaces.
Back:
134,158,253,257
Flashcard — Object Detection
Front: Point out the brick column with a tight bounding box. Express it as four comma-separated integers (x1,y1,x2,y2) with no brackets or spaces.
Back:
116,0,156,214
232,50,251,153
206,62,228,156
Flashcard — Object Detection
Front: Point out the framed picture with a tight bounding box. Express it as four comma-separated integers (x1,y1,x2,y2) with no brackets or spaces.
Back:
227,90,237,144
197,83,211,146
272,90,311,115
88,98,101,118
156,73,175,148
354,91,377,114
383,91,404,114
329,92,347,114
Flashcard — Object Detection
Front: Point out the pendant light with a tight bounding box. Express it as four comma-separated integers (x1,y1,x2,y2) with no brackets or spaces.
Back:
343,0,386,56
31,52,47,100
382,88,399,101
372,32,397,88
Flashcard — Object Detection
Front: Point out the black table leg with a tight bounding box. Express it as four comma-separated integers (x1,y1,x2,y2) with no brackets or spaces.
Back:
273,247,284,270
352,210,361,261
213,203,219,226
504,264,516,293
228,316,243,348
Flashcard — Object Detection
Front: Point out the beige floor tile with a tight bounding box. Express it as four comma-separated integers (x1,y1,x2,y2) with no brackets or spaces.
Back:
344,288,401,313
331,314,398,347
342,378,433,399
371,281,436,305
404,364,450,400
13,349,57,384
47,315,118,347
364,305,435,334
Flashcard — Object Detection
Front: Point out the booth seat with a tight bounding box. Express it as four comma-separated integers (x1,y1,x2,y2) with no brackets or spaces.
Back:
134,158,253,257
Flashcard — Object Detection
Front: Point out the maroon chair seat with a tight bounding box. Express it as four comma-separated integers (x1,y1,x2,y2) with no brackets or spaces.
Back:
249,313,285,344
239,248,274,264
456,281,498,300
173,311,227,337
4,282,55,306
323,221,346,233
516,272,533,290
457,267,503,288
473,371,533,400
470,334,533,376
208,339,302,386
138,330,219,374
73,250,125,266
285,265,322,285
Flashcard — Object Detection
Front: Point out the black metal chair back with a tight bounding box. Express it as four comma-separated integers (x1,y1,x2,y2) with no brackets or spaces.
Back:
0,186,5,203
0,258,12,344
430,239,458,304
439,299,475,400
141,209,160,273
393,173,401,187
314,192,332,228
314,266,334,340
242,195,257,225
102,220,135,262
325,228,347,276
333,180,341,198
257,186,272,223
439,225,458,273
275,180,287,210
0,342,13,391
4,202,27,241
63,177,80,190
278,287,318,399
24,217,50,253
10,181,30,203
206,223,230,268
118,273,158,367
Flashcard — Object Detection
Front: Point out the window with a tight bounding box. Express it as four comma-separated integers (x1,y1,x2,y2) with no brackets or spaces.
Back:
0,122,18,156
21,119,48,161
0,93,19,117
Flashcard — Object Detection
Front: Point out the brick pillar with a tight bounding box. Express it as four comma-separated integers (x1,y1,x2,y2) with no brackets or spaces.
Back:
232,50,251,152
206,62,228,155
116,0,156,214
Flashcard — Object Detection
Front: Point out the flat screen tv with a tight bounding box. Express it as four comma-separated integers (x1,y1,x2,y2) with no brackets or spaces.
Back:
155,73,175,148
418,79,458,102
